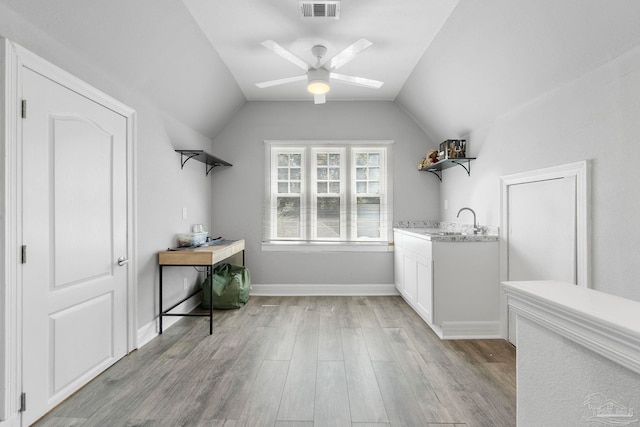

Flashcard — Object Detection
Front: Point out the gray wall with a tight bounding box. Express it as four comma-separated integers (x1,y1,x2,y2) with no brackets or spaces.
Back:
438,45,640,302
0,1,241,331
209,101,439,287
398,1,640,302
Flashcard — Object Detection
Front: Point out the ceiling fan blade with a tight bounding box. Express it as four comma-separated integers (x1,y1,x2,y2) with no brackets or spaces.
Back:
327,38,373,70
255,74,307,89
261,40,310,71
330,72,384,89
314,93,326,104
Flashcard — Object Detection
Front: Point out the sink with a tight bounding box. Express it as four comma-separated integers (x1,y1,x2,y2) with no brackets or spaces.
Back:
397,228,467,237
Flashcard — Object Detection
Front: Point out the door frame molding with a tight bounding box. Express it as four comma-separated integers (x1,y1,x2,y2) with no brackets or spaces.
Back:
0,38,137,423
499,160,591,338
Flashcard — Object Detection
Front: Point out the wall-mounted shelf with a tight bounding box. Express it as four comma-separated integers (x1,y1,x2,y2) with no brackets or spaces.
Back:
419,158,476,182
175,150,232,176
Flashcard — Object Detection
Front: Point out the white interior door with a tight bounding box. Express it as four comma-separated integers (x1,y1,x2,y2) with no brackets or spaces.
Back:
506,176,577,344
21,66,129,425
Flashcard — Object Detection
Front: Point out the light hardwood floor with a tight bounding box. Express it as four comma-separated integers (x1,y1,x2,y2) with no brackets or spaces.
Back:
33,296,516,427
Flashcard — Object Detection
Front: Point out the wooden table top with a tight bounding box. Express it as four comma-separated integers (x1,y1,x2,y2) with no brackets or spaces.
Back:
158,239,245,266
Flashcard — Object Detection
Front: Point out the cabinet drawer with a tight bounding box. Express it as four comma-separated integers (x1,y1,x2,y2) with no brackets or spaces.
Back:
403,234,431,256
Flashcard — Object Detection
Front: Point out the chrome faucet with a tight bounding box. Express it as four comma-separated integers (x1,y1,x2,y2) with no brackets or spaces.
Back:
457,207,479,235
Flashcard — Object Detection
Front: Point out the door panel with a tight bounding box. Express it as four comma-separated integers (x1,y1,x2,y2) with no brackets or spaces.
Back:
402,252,417,303
50,292,114,394
508,177,576,283
52,116,114,287
416,257,433,324
21,67,129,425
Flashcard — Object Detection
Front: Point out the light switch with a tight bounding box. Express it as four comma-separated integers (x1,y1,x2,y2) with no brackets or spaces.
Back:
182,207,187,219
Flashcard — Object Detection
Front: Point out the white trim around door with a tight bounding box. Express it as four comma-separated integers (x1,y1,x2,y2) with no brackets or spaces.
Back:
499,160,591,340
0,38,137,425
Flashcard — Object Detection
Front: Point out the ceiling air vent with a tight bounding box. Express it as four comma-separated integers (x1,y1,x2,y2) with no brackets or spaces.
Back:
299,1,340,19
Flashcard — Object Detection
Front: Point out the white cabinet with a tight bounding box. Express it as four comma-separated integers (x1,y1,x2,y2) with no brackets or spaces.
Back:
393,229,500,339
394,230,433,323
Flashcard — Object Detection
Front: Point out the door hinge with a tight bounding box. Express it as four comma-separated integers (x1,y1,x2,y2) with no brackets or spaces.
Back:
21,99,27,119
21,245,27,264
19,392,26,412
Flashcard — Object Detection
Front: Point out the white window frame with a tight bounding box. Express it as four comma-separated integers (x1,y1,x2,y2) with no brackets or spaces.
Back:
310,146,346,241
269,147,306,241
350,147,389,242
263,140,394,252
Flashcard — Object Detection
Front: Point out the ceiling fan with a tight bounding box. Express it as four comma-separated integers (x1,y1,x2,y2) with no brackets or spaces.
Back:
255,38,384,104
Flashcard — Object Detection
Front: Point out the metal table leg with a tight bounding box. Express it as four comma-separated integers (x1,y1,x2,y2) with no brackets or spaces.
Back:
208,265,213,335
159,265,163,334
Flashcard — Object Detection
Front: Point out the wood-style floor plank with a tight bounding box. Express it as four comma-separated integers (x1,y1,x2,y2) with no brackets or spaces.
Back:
381,327,456,423
32,296,515,427
276,322,319,421
361,327,394,362
314,361,351,427
203,326,278,421
341,328,389,424
372,361,432,426
318,306,344,361
274,422,314,427
236,360,289,426
264,305,304,361
31,418,87,427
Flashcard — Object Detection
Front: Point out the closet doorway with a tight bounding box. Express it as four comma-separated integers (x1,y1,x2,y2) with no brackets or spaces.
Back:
500,161,590,344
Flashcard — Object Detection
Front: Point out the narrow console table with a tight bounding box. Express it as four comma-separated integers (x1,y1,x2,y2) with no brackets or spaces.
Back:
157,239,245,335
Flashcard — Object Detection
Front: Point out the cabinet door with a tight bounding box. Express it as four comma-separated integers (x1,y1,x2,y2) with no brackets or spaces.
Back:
416,256,433,324
402,251,418,303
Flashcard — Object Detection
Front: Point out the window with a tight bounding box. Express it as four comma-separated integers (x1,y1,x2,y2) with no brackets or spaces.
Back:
264,141,393,250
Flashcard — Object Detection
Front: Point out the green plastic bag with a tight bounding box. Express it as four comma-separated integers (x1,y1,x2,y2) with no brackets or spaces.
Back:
201,263,250,309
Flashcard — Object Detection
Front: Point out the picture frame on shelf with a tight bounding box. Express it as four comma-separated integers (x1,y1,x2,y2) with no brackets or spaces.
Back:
439,139,466,159
438,140,448,159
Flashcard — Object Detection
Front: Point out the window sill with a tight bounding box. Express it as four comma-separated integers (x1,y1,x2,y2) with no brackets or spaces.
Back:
262,241,394,253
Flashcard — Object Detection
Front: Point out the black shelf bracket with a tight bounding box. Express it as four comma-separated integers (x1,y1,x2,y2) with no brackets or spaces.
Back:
179,152,200,169
450,159,472,176
426,170,443,182
175,150,232,176
419,158,475,182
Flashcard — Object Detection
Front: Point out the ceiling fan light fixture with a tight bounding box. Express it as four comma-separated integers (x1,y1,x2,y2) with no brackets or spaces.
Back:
307,68,330,94
307,80,330,94
256,39,384,103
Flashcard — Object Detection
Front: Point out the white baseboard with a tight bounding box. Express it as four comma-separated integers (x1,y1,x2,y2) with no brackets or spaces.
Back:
439,320,502,339
393,293,502,340
136,294,203,349
250,283,398,296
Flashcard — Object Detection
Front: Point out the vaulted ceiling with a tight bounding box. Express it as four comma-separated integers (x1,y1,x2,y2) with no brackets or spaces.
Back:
183,0,458,103
2,0,640,141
